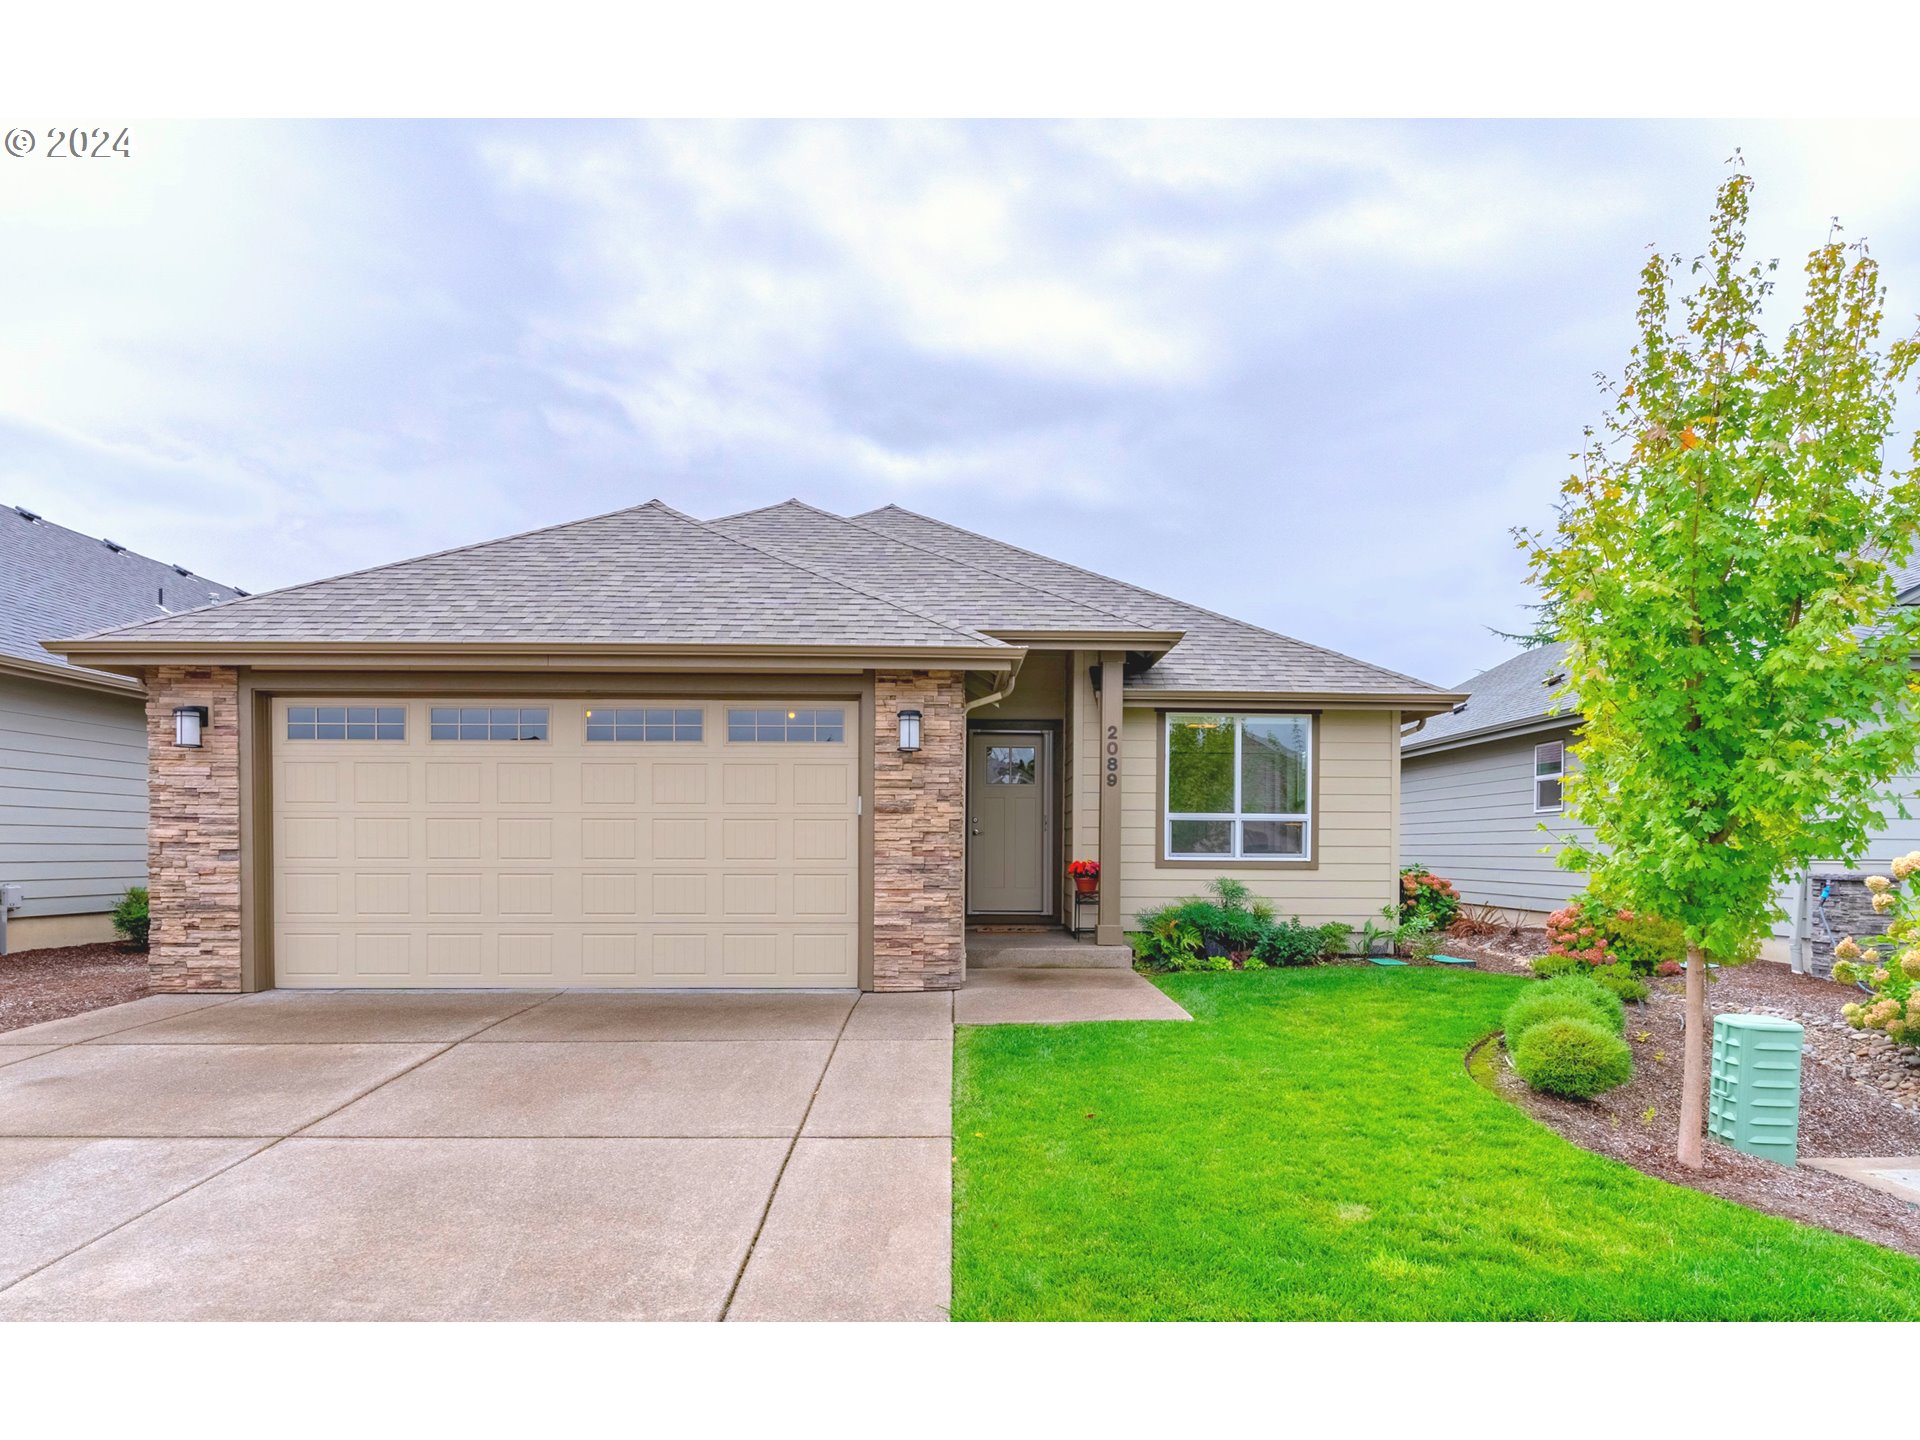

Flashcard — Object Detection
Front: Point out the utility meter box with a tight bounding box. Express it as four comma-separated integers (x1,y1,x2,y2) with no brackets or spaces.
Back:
1709,1013,1804,1166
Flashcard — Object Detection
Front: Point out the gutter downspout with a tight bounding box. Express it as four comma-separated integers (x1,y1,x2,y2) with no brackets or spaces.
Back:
963,654,1026,715
1790,869,1812,975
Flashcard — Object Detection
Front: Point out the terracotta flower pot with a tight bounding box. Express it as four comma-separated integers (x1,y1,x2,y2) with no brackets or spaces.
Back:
1073,875,1099,895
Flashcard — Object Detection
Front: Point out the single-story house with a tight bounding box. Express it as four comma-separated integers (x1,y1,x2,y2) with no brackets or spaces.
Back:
1400,625,1920,967
48,499,1461,993
1,504,240,952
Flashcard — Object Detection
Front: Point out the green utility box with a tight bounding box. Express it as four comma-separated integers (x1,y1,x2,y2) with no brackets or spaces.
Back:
1708,1014,1805,1166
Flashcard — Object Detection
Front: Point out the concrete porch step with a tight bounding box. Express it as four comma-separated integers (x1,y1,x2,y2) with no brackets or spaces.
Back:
966,933,1134,970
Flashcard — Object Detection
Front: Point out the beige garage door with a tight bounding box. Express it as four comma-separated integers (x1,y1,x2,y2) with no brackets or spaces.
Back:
270,698,860,988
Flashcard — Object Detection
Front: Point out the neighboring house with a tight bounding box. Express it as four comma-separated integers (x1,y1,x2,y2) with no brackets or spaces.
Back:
1400,627,1920,966
47,499,1461,993
1400,641,1590,921
0,504,241,953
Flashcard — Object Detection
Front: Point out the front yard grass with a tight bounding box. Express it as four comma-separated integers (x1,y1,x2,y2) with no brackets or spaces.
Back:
952,966,1920,1320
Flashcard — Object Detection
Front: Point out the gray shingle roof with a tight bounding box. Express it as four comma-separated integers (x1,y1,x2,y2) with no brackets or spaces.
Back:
708,501,1153,634
64,501,1002,651
1,503,240,684
1400,640,1573,751
852,504,1453,698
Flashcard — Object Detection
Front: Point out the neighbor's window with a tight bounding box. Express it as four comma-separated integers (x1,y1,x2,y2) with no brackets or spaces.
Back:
429,706,550,741
286,705,405,741
1534,740,1566,812
586,707,703,742
727,707,845,742
1164,713,1311,860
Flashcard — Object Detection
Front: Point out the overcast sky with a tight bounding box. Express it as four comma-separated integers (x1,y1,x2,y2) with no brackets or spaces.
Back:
5,120,1919,686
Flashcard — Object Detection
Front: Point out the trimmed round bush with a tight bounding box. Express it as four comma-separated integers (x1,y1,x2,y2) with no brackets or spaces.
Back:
1512,1017,1634,1098
1503,977,1623,1048
1530,954,1580,979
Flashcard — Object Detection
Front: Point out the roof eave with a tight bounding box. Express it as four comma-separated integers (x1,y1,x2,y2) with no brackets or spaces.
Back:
1120,685,1469,712
978,627,1185,651
1402,710,1581,756
1,650,144,696
46,638,1023,678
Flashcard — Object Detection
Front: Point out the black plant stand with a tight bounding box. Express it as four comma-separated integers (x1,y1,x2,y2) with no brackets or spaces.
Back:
1072,889,1100,939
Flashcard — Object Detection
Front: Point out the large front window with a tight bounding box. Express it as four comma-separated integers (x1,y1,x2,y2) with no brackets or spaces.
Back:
1164,713,1311,860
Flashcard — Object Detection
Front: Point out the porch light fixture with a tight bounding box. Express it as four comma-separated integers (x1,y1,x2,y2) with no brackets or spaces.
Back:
173,705,209,748
897,708,922,753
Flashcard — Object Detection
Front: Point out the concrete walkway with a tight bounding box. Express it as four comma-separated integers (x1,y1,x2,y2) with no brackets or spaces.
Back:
0,988,950,1321
1803,1155,1920,1205
956,967,1192,1025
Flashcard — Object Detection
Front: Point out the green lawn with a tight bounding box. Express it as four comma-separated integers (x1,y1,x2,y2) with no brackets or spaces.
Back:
952,966,1920,1320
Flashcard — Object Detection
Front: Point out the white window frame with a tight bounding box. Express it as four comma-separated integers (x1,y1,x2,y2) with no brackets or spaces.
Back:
1533,740,1566,813
1163,712,1313,862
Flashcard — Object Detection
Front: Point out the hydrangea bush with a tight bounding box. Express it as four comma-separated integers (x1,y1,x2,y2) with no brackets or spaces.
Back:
1832,854,1920,1044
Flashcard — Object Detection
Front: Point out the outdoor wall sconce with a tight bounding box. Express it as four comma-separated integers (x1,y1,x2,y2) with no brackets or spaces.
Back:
173,705,209,748
897,708,922,753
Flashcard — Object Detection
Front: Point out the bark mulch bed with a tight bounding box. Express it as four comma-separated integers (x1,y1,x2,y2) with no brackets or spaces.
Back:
0,943,150,1034
1462,954,1920,1260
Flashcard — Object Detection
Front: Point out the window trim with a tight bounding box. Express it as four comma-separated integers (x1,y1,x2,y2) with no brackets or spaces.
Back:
284,704,407,742
724,705,848,744
1533,739,1566,814
584,705,705,743
427,705,552,743
1157,710,1317,869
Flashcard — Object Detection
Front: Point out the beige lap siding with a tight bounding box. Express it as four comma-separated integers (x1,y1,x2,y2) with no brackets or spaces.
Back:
871,670,966,991
1121,707,1399,930
145,666,243,992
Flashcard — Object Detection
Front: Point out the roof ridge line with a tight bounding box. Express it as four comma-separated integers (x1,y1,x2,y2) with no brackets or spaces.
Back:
59,498,680,646
859,505,1449,693
647,501,1004,650
719,500,1161,633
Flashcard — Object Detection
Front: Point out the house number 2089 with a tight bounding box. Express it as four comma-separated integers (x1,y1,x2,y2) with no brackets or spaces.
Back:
1105,725,1120,786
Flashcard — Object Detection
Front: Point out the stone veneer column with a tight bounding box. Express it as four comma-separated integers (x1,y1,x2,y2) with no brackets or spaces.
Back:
145,666,243,992
871,670,967,991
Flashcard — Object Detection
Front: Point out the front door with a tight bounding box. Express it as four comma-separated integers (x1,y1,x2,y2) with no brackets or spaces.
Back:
968,730,1050,915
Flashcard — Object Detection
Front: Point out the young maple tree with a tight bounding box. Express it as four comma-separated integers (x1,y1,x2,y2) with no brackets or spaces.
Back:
1524,168,1920,1167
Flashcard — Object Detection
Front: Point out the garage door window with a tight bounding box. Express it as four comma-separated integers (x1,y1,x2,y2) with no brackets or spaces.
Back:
727,707,845,742
586,707,704,742
286,705,406,741
429,706,550,741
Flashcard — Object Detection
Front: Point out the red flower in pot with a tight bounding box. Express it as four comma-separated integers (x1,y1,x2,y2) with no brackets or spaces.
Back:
1068,859,1100,894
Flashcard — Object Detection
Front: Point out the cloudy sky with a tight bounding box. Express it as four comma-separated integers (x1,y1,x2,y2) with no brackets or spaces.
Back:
5,120,1919,685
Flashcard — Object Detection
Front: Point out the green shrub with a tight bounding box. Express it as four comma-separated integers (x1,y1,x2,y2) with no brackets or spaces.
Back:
1253,918,1350,967
1591,963,1650,1004
111,886,150,949
1503,977,1623,1048
1512,1017,1634,1098
1530,954,1581,979
1131,914,1204,971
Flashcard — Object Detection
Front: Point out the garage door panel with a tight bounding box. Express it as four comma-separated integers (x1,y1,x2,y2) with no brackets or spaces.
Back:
272,697,860,988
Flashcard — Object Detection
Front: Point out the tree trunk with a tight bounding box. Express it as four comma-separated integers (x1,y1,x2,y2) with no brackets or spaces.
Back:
1677,945,1708,1169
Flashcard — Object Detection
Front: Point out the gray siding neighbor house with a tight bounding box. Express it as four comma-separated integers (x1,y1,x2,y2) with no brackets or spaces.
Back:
0,505,239,952
1401,615,1920,968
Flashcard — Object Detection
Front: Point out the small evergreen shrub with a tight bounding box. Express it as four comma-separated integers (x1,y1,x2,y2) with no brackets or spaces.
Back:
1591,963,1650,1004
1512,1017,1634,1099
111,886,150,949
1530,954,1581,979
1253,918,1350,967
1503,977,1623,1048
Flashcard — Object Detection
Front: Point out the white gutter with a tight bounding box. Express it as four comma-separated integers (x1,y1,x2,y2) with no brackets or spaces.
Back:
964,652,1027,713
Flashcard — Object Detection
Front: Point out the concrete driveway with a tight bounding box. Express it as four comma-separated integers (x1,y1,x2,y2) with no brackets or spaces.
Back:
0,987,952,1321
